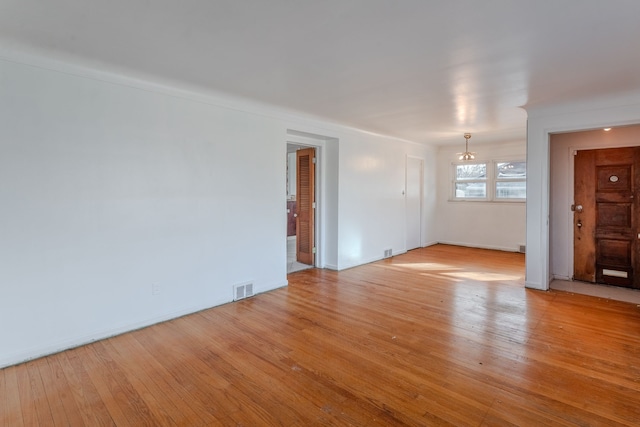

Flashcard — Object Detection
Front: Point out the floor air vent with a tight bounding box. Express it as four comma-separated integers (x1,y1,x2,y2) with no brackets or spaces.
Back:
519,245,526,254
384,249,393,258
234,283,254,301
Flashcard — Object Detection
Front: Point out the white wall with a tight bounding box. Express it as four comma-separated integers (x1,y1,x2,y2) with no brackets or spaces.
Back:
0,56,436,367
435,141,526,252
526,91,640,290
549,126,640,281
0,58,287,367
336,135,436,269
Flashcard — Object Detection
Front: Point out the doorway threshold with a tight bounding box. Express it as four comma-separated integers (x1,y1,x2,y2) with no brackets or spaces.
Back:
550,279,640,304
288,261,313,273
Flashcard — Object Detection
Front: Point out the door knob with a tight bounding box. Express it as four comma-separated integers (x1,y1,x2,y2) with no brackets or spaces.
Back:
294,213,298,217
576,220,582,228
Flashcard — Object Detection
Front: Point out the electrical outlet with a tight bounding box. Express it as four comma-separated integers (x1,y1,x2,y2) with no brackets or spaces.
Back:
152,283,161,296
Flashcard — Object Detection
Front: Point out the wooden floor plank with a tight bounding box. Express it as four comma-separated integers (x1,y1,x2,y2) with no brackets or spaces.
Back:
79,341,158,426
16,364,38,426
40,356,86,427
1,367,24,427
1,368,14,427
27,358,56,425
2,244,640,425
103,333,209,426
196,308,407,426
32,356,71,426
57,349,116,426
131,322,237,426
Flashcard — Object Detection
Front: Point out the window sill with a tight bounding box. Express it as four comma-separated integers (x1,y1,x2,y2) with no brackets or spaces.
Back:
448,198,526,203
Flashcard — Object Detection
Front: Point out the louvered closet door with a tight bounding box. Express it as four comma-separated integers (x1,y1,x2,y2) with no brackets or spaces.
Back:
296,148,315,265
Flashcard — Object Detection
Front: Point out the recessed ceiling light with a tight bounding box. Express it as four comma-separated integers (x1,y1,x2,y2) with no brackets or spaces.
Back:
604,128,612,131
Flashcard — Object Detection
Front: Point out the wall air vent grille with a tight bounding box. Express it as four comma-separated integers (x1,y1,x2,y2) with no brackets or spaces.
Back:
233,283,254,301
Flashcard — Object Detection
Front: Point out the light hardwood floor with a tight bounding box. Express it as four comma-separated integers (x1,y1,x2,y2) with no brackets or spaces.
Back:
2,244,640,426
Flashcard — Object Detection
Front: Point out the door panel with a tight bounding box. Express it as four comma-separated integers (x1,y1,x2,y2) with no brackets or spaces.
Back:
574,147,640,289
574,150,597,282
406,157,423,250
296,148,315,265
596,203,630,228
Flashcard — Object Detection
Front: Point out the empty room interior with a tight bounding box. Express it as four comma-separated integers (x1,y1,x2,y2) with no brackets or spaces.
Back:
2,1,640,425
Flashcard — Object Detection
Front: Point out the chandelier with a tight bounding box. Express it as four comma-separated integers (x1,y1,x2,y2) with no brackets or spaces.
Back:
457,133,476,161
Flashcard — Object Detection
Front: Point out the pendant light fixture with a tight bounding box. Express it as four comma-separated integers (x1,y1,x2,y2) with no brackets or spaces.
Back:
457,133,476,161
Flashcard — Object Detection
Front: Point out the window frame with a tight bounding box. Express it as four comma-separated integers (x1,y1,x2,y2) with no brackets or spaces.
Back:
450,159,526,203
494,161,527,201
451,162,490,201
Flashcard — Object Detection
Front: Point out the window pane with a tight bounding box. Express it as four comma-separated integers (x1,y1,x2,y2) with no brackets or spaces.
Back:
455,182,486,198
456,164,487,180
497,161,526,178
496,181,526,199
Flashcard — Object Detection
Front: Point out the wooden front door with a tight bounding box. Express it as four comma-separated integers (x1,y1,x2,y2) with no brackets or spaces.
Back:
574,147,640,289
296,148,315,265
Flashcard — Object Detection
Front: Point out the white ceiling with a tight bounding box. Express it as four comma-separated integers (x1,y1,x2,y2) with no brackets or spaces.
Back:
1,0,640,146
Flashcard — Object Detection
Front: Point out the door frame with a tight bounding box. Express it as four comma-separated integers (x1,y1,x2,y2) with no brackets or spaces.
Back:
286,135,324,269
295,147,316,265
567,142,640,279
405,155,424,250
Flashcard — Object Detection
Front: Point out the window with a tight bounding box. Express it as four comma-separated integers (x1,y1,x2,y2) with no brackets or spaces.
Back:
496,161,526,200
454,163,487,199
452,160,526,201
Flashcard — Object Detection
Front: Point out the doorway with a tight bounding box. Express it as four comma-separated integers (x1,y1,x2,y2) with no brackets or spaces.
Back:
573,146,640,289
406,156,423,251
287,144,316,273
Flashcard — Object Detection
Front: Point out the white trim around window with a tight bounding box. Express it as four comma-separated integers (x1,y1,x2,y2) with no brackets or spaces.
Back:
451,159,526,202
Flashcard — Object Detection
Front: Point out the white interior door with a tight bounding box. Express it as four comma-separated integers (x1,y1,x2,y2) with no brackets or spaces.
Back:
406,157,423,250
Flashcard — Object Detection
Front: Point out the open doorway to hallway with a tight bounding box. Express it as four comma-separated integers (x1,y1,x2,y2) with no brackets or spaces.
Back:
287,143,315,273
549,124,640,302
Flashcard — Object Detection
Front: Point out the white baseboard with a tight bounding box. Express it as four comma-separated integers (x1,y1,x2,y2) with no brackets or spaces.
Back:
336,250,408,271
437,240,521,253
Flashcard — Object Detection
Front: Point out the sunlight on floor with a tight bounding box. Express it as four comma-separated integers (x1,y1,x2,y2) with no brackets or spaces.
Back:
393,262,462,271
443,271,523,282
393,261,522,282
